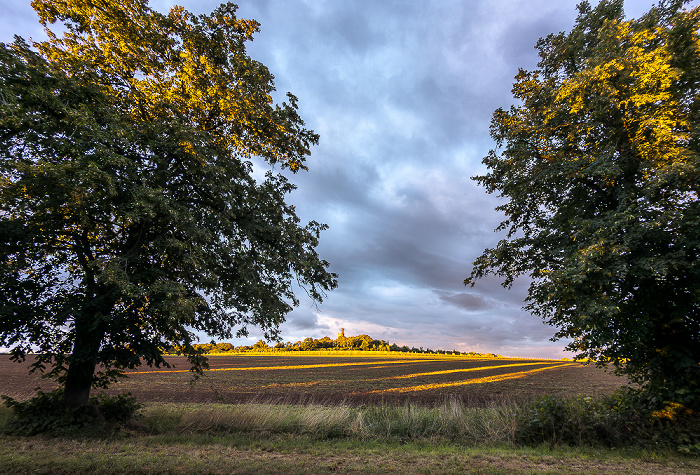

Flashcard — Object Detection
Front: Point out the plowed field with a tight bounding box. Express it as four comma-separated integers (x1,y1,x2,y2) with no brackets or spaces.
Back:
0,354,627,406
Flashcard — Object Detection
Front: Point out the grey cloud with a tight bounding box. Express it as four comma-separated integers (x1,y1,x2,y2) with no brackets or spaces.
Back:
436,291,492,312
5,0,675,360
283,310,321,331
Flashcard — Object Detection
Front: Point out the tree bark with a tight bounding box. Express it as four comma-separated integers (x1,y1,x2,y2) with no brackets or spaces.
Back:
63,303,106,408
63,352,98,408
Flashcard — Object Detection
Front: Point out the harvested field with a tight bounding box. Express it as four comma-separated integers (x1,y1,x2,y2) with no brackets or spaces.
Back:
0,353,627,406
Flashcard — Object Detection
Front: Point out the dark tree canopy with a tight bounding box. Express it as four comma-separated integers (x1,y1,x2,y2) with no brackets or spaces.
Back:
0,0,337,407
467,0,700,408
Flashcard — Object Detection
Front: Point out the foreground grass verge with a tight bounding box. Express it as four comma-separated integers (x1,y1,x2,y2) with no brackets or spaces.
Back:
1,431,698,474
1,402,699,474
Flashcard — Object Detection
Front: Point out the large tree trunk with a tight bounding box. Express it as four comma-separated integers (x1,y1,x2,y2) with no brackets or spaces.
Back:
63,351,98,408
63,305,106,408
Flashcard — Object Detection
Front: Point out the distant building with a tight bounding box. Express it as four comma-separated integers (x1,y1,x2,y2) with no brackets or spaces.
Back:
338,328,344,339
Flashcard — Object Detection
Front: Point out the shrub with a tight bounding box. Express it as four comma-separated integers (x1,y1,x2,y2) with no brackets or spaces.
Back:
515,390,700,453
1,389,142,436
515,394,629,447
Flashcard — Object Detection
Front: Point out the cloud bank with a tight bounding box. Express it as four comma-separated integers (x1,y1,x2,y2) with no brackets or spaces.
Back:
2,0,684,358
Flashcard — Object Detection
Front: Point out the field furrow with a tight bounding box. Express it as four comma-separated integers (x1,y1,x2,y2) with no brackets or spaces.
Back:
0,354,626,406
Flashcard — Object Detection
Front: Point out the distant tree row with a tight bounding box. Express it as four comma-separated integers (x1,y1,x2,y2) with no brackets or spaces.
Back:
183,334,500,357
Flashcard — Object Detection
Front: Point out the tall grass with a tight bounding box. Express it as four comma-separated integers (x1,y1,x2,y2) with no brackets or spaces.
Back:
4,390,696,454
141,397,520,444
136,393,699,454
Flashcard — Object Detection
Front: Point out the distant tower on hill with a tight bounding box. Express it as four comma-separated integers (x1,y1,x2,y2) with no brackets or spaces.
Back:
338,328,345,338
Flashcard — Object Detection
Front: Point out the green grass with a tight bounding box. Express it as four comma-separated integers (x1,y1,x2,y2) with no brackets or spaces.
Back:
2,400,698,474
1,429,697,474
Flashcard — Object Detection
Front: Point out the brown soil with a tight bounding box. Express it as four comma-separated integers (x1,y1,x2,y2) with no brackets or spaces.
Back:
0,354,627,406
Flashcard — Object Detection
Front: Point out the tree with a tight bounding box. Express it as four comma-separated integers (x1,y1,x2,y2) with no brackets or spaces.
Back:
299,337,317,351
252,340,269,351
467,0,700,408
0,0,337,407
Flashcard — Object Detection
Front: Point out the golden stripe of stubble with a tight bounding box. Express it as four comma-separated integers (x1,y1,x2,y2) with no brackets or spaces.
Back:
127,359,436,374
370,361,565,381
249,362,571,390
365,363,578,394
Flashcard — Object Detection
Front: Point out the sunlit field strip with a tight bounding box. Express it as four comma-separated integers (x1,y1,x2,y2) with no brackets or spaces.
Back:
253,362,567,390
371,361,561,381
128,359,428,374
366,363,577,394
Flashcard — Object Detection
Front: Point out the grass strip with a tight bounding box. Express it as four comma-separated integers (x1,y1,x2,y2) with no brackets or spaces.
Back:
1,432,697,475
2,401,698,474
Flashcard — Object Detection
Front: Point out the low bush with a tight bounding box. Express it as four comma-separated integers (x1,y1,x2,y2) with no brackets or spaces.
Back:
515,394,631,447
1,389,142,436
515,390,700,454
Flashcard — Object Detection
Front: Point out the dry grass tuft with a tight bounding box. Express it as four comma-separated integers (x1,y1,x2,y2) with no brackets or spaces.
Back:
142,397,521,444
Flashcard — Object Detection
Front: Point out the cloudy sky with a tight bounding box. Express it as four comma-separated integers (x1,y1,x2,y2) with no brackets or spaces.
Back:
2,0,693,359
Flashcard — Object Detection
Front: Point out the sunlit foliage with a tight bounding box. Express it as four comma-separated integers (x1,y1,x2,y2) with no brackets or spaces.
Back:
0,0,337,407
187,333,499,356
467,0,700,408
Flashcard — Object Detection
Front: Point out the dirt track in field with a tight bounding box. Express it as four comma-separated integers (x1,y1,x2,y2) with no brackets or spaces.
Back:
0,354,628,406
